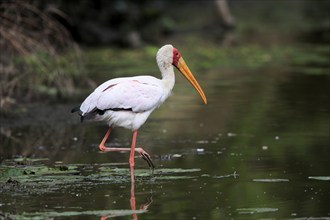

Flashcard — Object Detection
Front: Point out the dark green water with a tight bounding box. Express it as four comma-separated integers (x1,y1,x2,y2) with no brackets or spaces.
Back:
1,1,330,219
1,46,329,219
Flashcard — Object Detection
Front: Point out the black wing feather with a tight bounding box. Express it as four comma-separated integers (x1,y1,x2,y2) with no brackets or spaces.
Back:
71,105,133,123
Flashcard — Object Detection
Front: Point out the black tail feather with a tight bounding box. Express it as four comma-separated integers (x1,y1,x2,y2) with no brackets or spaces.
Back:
72,106,133,123
71,106,81,113
71,105,85,123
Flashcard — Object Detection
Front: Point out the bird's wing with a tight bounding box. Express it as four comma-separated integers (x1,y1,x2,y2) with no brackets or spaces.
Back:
80,76,164,114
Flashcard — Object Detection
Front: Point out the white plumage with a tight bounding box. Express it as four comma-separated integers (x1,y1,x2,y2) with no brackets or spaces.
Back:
72,44,207,169
80,76,165,130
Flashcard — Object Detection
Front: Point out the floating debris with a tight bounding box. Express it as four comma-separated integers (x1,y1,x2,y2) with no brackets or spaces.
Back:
6,209,147,219
227,132,237,137
237,207,278,214
196,148,205,153
308,176,330,181
253,178,289,182
196,140,208,144
214,171,239,179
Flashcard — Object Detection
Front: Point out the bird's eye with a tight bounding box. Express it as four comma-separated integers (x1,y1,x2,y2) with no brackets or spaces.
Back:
172,48,181,63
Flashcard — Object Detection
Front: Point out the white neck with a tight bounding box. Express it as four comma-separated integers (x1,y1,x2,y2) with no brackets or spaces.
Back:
159,63,175,102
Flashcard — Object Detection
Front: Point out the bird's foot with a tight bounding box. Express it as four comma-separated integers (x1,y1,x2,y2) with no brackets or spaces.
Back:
136,148,155,169
140,195,153,210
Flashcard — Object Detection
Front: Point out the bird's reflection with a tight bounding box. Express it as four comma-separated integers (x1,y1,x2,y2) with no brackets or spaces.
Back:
101,167,152,220
129,168,153,220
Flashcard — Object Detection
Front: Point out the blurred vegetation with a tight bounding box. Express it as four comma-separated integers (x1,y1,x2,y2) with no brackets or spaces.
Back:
0,0,329,109
0,1,82,108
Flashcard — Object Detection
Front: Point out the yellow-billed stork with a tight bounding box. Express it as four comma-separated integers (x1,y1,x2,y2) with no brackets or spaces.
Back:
71,44,207,169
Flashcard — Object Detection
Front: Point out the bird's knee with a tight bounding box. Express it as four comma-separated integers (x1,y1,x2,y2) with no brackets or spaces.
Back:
99,145,106,152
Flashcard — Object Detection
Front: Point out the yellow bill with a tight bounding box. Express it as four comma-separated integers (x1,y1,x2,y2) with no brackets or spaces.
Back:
176,57,207,104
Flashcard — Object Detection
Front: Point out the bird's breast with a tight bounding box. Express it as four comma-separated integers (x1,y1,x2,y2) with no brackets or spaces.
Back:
104,109,154,131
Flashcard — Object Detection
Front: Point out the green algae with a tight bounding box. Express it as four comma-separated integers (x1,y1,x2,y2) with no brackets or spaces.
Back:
6,209,146,220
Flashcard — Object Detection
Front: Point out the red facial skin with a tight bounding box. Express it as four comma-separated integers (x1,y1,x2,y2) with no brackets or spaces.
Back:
172,47,181,67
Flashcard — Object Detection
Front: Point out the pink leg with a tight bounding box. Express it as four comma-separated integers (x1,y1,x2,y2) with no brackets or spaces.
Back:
98,128,112,151
129,130,137,168
98,128,154,168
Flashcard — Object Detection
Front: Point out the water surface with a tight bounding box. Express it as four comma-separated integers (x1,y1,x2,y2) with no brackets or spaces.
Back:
1,44,329,219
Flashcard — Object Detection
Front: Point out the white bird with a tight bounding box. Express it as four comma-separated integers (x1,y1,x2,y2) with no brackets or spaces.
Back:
72,44,207,169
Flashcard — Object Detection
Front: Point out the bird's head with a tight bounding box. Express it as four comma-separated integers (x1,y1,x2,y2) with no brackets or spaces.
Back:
157,44,207,104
